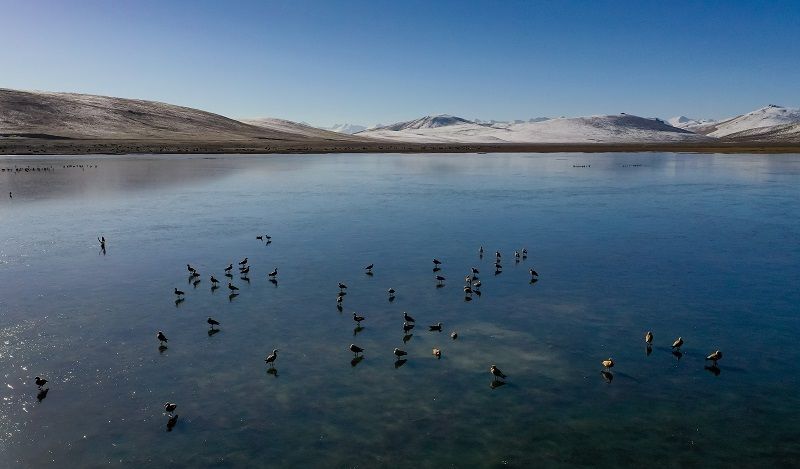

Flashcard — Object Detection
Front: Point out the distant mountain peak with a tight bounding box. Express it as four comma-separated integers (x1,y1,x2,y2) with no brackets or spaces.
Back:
376,115,474,131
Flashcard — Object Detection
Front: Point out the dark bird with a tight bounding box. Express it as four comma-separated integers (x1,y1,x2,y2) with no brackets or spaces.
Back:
265,349,278,366
435,275,446,284
705,350,722,364
490,365,506,381
672,337,684,349
432,258,442,266
479,246,484,255
464,286,473,295
240,266,250,274
388,288,396,297
225,264,233,273
471,267,479,275
429,322,443,332
450,331,458,340
191,270,200,278
157,331,168,345
228,283,239,292
207,317,220,329
210,275,220,285
522,248,528,257
34,376,48,388
164,402,177,413
352,312,365,324
494,262,502,269
403,322,415,333
268,268,278,277
529,268,539,277
365,264,373,272
403,311,415,323
187,264,195,273
495,251,501,259
239,257,248,266
265,235,272,241
336,294,344,304
256,235,263,240
393,348,407,358
338,282,348,291
174,288,184,296
350,344,364,356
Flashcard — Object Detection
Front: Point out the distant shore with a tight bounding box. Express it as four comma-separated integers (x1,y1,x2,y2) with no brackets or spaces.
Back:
1,138,799,155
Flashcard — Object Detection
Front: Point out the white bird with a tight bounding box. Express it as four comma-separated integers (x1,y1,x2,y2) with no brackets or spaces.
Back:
672,337,684,349
705,350,722,364
602,358,615,370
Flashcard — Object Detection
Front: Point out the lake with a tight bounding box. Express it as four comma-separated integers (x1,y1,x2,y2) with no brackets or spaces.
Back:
1,153,799,467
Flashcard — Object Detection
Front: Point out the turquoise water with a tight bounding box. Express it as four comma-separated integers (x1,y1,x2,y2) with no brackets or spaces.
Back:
1,153,799,467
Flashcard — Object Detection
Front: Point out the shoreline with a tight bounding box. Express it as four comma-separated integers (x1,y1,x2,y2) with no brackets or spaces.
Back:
1,138,799,155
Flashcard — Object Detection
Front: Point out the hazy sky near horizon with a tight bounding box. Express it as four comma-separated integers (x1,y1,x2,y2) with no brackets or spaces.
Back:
2,0,799,126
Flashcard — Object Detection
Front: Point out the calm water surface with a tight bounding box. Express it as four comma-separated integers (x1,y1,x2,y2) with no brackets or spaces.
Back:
1,153,799,467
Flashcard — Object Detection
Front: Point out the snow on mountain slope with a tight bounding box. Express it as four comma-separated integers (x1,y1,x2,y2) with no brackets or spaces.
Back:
324,123,367,134
708,105,800,138
377,115,475,131
0,88,295,140
241,117,361,141
668,115,718,131
358,114,713,143
722,122,800,142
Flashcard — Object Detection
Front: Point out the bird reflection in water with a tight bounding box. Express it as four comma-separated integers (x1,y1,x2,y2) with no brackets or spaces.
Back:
490,380,506,390
267,367,279,377
351,356,364,367
353,325,365,336
207,328,221,337
646,345,652,356
37,388,49,402
228,293,239,302
672,350,683,361
601,371,614,383
269,278,278,287
529,278,539,285
705,365,721,376
336,304,343,313
394,359,407,369
166,414,178,432
402,333,413,344
158,345,168,353
174,298,185,307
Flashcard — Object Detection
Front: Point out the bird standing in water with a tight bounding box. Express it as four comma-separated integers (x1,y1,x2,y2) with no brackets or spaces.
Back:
265,349,279,367
490,365,506,381
349,344,364,356
705,350,722,364
602,358,615,370
156,331,168,345
672,337,684,349
207,317,220,329
645,331,653,345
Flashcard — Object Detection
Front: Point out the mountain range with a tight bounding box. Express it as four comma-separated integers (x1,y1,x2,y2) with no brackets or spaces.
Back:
1,89,798,150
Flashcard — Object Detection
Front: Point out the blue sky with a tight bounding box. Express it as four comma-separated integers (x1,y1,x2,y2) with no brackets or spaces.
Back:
2,0,799,126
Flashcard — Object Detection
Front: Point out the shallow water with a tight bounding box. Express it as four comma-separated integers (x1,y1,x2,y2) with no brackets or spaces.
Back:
1,153,799,467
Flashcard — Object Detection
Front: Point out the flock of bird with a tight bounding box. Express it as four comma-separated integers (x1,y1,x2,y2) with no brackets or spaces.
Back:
31,234,724,431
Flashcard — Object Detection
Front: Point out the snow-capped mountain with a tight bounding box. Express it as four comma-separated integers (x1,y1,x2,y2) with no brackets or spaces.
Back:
374,114,474,131
706,105,800,138
667,116,718,131
358,113,712,144
324,123,367,134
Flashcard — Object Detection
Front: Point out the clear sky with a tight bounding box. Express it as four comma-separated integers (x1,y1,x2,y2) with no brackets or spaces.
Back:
2,0,799,126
